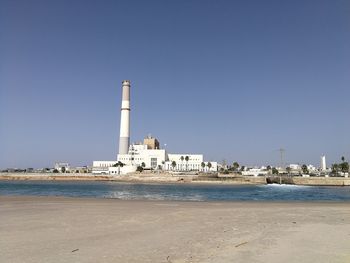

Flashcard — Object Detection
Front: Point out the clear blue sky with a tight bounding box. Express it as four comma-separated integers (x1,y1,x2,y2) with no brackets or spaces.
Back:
0,0,349,169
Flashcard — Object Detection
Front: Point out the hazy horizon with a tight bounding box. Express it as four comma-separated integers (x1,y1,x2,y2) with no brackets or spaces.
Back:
1,0,349,169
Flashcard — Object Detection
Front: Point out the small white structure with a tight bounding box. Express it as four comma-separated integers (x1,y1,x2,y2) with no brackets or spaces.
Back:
289,164,301,170
92,161,137,175
241,168,268,177
320,155,327,171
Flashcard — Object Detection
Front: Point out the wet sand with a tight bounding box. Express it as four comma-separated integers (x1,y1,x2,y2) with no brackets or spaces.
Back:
1,196,350,263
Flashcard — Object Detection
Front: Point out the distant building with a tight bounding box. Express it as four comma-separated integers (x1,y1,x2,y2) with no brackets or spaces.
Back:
54,162,70,172
143,135,160,150
70,166,90,173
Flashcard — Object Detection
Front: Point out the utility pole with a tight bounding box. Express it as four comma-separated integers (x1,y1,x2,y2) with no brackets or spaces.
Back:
279,148,285,168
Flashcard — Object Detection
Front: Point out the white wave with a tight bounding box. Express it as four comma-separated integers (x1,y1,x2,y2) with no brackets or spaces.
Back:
104,191,205,201
264,184,311,188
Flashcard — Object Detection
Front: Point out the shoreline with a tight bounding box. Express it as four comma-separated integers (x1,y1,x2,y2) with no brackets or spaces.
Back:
1,195,349,204
2,172,350,186
1,196,350,263
0,172,266,185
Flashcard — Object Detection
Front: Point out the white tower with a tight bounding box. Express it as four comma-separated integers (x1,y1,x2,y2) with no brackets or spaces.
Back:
118,80,131,155
320,155,326,171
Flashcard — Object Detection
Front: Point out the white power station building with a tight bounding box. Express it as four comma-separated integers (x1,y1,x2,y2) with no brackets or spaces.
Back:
92,80,217,175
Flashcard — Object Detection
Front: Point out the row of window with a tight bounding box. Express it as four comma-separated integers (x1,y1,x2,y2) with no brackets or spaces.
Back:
99,163,114,167
166,164,202,169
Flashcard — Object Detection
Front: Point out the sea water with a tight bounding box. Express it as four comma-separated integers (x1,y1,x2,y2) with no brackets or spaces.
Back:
1,181,350,201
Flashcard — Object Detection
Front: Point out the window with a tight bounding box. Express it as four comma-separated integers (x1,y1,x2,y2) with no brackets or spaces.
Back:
151,158,157,168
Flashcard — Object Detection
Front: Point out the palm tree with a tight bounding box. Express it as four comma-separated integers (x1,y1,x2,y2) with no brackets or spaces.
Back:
141,162,146,168
171,161,176,171
207,162,212,172
340,157,349,174
185,156,189,171
180,156,184,171
232,162,240,171
201,162,205,172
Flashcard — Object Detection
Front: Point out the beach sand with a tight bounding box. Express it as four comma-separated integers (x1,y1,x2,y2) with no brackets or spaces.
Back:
1,196,350,263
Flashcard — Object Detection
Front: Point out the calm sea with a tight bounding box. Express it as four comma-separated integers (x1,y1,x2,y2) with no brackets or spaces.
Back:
1,181,350,201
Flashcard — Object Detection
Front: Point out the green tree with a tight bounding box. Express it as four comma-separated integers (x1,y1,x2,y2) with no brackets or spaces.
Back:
136,166,143,172
61,167,66,173
341,156,345,162
340,162,349,173
301,164,309,174
272,167,279,175
332,163,339,176
113,161,124,167
180,156,184,171
141,162,146,168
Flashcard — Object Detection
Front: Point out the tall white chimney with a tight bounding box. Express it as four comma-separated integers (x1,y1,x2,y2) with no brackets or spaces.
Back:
118,80,131,155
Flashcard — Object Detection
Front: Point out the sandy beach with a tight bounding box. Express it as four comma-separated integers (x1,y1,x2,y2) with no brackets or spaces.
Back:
1,196,350,263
